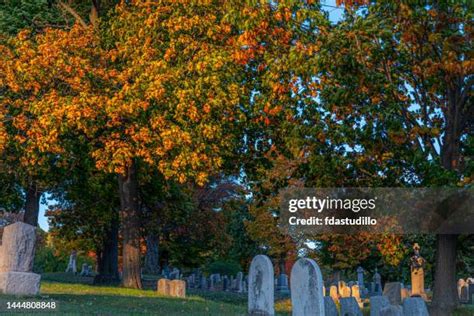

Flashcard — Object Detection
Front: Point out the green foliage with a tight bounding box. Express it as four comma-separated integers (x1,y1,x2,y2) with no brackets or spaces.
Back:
33,246,68,273
0,0,66,35
33,244,95,273
205,260,241,276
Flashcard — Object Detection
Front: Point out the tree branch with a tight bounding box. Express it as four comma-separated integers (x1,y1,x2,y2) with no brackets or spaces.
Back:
57,1,88,28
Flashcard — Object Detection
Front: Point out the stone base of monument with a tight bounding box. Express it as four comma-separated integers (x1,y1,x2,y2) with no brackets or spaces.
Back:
0,271,41,295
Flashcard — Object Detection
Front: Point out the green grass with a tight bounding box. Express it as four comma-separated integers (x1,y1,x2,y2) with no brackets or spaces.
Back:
0,273,472,315
0,281,248,315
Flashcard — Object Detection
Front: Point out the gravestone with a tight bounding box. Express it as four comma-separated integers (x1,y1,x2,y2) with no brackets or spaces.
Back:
458,279,466,299
248,255,274,316
383,282,402,305
357,267,365,287
80,263,88,276
468,284,474,304
379,305,403,316
410,243,427,299
0,222,41,295
403,297,429,316
351,285,363,308
401,287,410,300
169,267,180,280
324,296,338,316
65,250,77,274
276,273,290,294
370,295,390,316
200,275,207,290
223,275,229,291
340,282,351,298
157,278,170,295
329,285,339,303
209,274,215,291
373,269,382,296
169,280,186,298
236,271,244,293
340,297,362,316
290,258,325,316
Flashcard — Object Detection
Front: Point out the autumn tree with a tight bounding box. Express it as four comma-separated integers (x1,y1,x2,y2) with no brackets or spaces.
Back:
3,0,245,288
313,1,472,314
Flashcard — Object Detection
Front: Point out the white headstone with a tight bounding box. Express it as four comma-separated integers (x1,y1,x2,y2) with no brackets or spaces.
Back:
290,258,324,316
248,255,274,316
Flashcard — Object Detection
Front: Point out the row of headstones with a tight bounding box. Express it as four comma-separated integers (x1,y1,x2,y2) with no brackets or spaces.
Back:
0,222,41,295
248,255,429,316
65,252,94,277
186,271,248,293
458,278,474,304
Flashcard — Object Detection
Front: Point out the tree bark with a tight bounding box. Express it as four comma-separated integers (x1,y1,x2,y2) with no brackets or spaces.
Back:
431,96,462,315
94,213,120,285
118,161,143,289
431,234,458,316
24,184,41,226
143,233,160,275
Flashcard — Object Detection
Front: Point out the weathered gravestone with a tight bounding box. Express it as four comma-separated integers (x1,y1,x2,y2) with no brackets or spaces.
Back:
403,297,429,316
383,282,402,305
324,296,338,316
372,269,383,296
340,297,363,316
410,243,427,300
458,279,466,299
169,280,186,298
157,278,171,296
379,305,403,316
351,285,363,307
65,250,77,274
248,255,274,316
0,222,41,295
329,285,339,303
80,263,88,276
370,295,390,316
339,281,352,298
290,258,324,316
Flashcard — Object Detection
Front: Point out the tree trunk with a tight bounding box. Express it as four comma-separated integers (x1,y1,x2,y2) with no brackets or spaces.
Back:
24,184,41,226
431,234,458,316
118,161,143,289
94,213,120,285
143,233,160,275
431,113,461,315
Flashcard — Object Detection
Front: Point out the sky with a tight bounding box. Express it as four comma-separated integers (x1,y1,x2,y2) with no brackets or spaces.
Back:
36,0,345,232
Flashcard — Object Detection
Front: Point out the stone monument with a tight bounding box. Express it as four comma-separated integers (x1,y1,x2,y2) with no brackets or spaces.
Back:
0,222,41,295
410,243,427,300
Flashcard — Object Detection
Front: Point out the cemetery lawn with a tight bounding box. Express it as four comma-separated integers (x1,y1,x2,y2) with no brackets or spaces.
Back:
0,274,472,315
0,274,291,315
